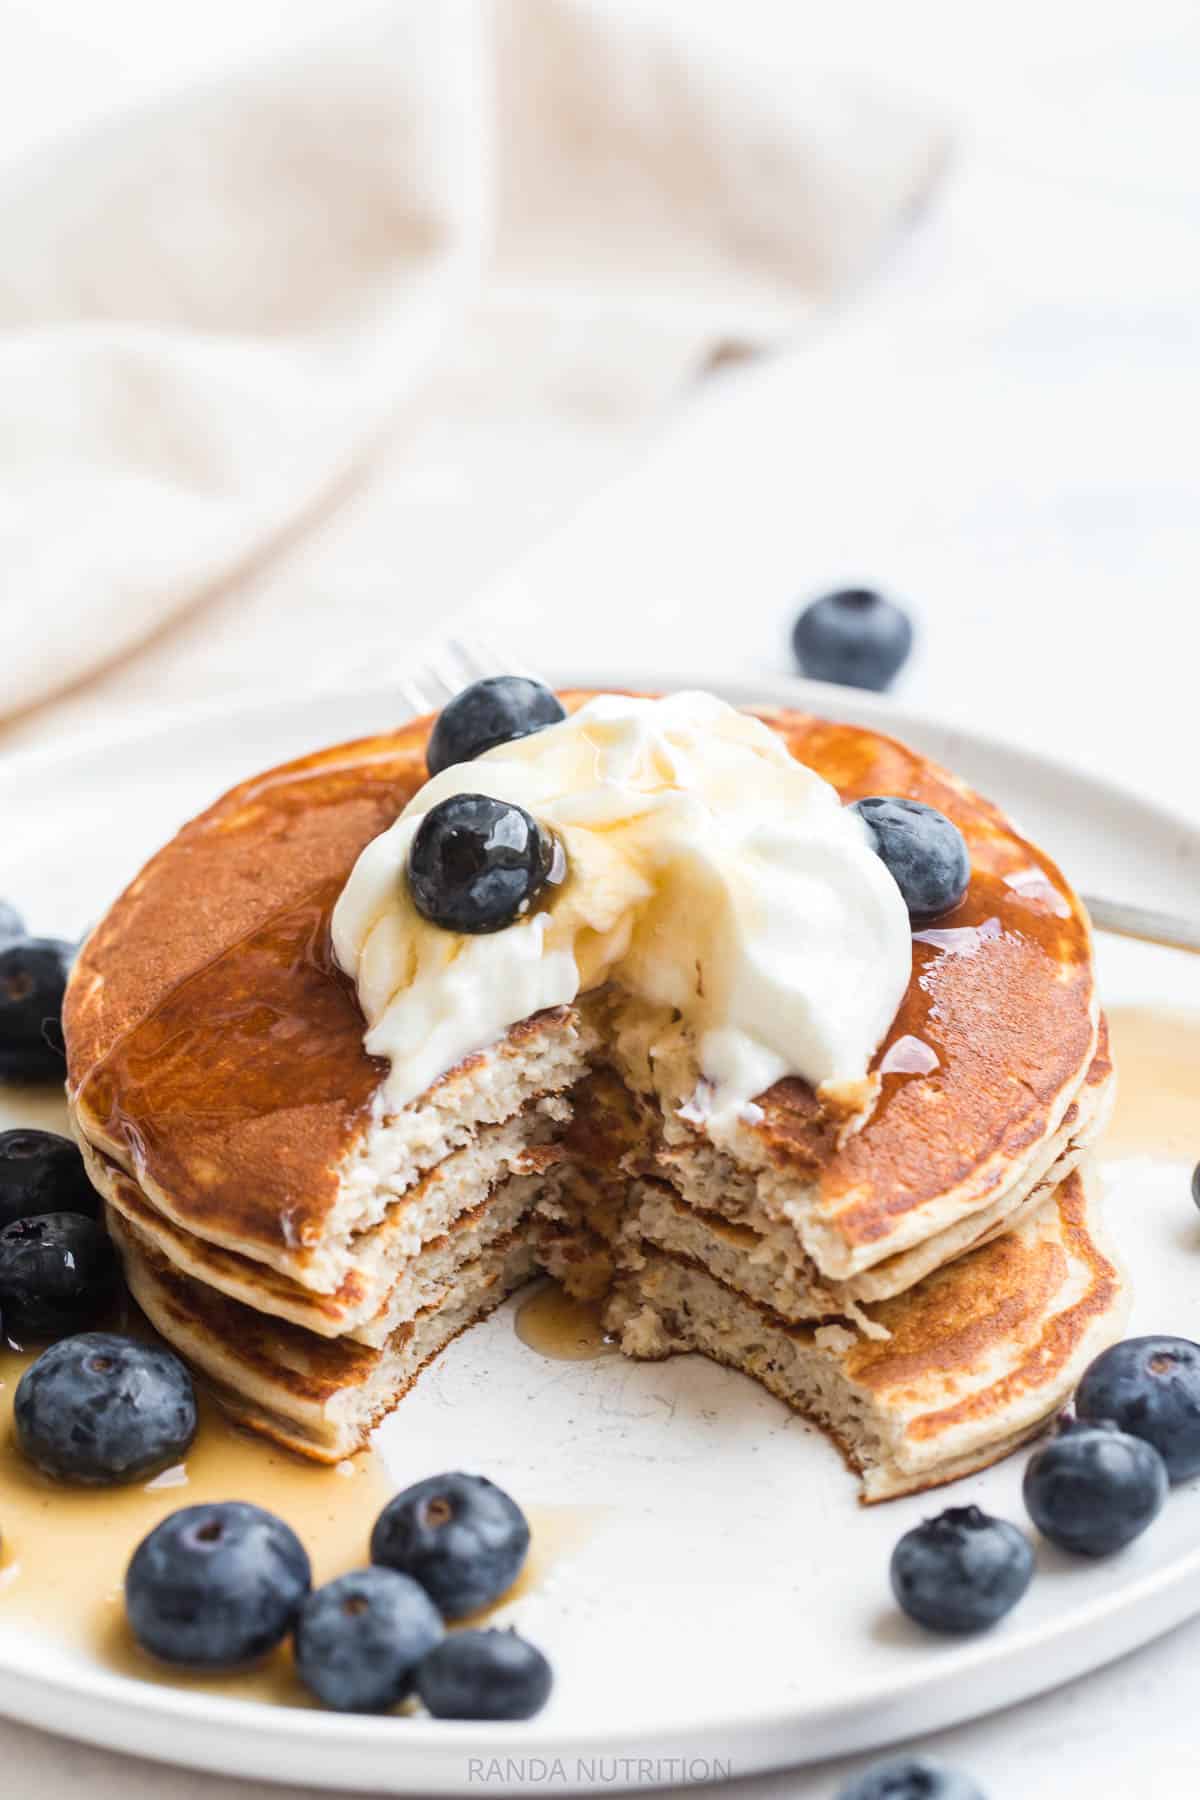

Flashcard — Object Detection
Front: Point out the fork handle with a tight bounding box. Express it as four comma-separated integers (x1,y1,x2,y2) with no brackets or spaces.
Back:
1083,894,1200,956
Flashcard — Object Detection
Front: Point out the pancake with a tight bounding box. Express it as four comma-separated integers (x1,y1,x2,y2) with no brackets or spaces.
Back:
610,1161,1127,1501
65,692,1112,1493
67,696,1098,1288
109,1161,1126,1495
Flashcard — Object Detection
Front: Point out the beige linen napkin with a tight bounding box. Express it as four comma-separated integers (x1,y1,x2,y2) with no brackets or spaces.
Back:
0,0,946,732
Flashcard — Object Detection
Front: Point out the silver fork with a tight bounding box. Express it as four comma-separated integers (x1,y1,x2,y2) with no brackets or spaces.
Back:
392,633,536,719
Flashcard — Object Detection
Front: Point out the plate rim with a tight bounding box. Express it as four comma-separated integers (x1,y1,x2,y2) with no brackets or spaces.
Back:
2,667,1198,1791
3,668,1199,853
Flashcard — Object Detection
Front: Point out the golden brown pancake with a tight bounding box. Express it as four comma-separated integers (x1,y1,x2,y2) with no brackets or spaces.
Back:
67,696,1097,1287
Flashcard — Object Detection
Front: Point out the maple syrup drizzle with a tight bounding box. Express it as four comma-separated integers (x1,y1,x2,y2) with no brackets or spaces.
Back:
515,1285,617,1362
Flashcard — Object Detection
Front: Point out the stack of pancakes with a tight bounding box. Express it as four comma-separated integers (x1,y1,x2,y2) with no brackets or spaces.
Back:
65,696,1125,1501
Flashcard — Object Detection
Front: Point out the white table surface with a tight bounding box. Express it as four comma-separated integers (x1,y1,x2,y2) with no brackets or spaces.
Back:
3,2,1198,1796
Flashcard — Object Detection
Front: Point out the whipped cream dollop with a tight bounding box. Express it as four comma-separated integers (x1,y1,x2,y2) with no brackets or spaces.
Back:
332,692,912,1123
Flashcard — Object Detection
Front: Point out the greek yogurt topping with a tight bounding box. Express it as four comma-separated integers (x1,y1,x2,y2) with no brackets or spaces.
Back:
331,692,912,1123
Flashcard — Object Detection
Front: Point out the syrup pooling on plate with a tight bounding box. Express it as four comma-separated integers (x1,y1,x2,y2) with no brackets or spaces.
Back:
0,1344,390,1703
0,1334,597,1705
515,1285,617,1362
1104,1006,1200,1160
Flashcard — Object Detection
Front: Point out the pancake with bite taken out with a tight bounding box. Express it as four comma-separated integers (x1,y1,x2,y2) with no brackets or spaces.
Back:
65,693,1121,1494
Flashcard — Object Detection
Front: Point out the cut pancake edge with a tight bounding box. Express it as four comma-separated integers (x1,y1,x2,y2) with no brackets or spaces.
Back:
79,1034,1114,1351
608,1158,1127,1503
111,1206,538,1464
106,1156,1125,1500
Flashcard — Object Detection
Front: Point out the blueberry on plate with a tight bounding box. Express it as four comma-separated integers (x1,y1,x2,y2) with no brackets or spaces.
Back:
426,677,565,778
407,795,563,935
0,1129,99,1227
851,796,971,923
370,1471,530,1620
294,1567,442,1712
0,936,74,1082
126,1501,311,1667
1193,1162,1200,1213
0,901,24,945
14,1332,196,1483
890,1505,1034,1634
1023,1417,1167,1556
836,1755,986,1800
0,1212,119,1340
791,588,914,692
416,1627,553,1721
1075,1335,1200,1484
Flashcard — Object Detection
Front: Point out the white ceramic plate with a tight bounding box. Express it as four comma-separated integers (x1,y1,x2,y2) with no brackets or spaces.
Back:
2,673,1199,1796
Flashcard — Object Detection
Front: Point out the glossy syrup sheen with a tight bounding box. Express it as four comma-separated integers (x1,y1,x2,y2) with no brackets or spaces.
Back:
75,876,384,1257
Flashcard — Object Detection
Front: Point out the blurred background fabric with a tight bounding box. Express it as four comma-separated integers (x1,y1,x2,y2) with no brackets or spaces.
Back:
0,0,945,733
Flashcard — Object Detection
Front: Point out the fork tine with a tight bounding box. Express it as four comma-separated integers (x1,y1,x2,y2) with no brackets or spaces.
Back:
395,674,435,715
310,626,543,711
452,633,535,682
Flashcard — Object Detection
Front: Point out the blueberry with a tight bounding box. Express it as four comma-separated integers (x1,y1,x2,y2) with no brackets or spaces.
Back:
426,677,565,778
792,588,913,692
0,1212,119,1340
890,1505,1033,1634
1192,1162,1200,1213
1023,1417,1167,1556
836,1755,986,1800
0,901,24,944
14,1332,196,1483
126,1501,311,1667
851,797,971,923
0,1129,99,1227
1075,1335,1200,1484
370,1472,530,1620
0,937,74,1082
294,1567,443,1713
408,796,562,935
416,1627,552,1721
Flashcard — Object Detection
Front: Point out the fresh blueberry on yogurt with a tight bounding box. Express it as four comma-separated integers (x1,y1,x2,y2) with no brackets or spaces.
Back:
407,795,562,935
